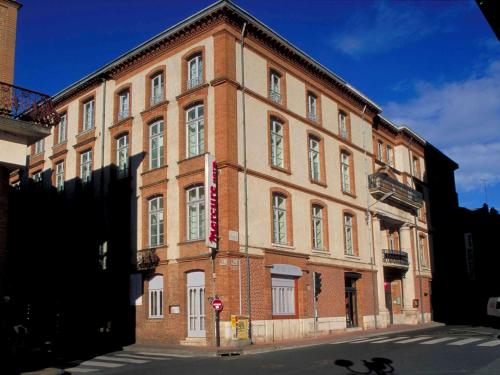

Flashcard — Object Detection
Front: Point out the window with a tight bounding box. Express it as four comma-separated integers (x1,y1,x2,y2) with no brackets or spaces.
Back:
187,271,205,337
187,186,205,240
187,54,203,89
341,152,351,193
118,90,130,120
83,99,94,131
272,276,295,315
386,145,393,167
34,139,44,154
186,104,204,158
377,141,383,161
80,150,92,183
149,196,164,247
418,235,427,268
309,137,320,181
413,156,420,179
58,114,67,144
344,213,354,255
312,205,323,250
269,71,282,103
117,134,129,177
32,171,42,184
149,120,164,169
307,93,318,122
270,118,284,168
55,161,64,192
339,112,348,139
272,193,287,245
148,274,164,318
151,73,164,106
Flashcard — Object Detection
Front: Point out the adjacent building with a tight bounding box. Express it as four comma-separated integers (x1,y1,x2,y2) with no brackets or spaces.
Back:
8,1,452,347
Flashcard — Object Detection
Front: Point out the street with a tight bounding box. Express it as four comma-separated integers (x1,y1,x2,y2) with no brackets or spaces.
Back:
60,325,500,374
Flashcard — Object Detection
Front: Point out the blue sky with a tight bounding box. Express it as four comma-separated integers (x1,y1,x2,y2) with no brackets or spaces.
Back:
14,0,500,209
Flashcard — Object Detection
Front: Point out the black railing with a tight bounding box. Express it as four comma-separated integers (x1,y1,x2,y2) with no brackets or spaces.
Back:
368,173,423,207
383,249,409,266
137,248,160,271
0,81,59,126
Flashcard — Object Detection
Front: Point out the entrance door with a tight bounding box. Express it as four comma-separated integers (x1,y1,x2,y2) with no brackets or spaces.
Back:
345,276,358,328
187,271,205,337
385,281,394,325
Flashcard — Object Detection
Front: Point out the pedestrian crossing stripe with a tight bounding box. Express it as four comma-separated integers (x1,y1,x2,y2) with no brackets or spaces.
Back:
338,335,500,348
420,337,456,344
395,336,432,344
370,336,410,343
94,355,148,364
114,353,172,360
448,338,484,346
79,360,124,368
137,351,192,357
65,368,98,373
349,336,390,343
478,340,500,347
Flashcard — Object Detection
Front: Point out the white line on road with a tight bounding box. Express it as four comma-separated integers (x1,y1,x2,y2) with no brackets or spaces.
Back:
370,336,410,343
65,368,98,373
79,360,124,368
395,336,432,344
420,337,456,345
94,355,148,364
114,353,171,360
349,337,390,344
137,351,192,357
448,338,484,346
477,340,500,347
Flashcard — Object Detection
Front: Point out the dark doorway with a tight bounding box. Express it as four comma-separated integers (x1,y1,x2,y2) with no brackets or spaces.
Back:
385,281,394,325
345,274,359,328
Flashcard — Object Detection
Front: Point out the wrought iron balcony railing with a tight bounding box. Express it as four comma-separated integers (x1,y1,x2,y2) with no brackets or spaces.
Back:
137,248,160,271
150,91,165,107
383,249,409,267
187,76,203,90
308,112,318,122
368,173,423,209
0,81,59,126
269,89,282,104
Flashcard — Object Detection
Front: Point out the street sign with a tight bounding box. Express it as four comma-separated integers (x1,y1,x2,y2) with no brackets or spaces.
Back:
212,298,223,311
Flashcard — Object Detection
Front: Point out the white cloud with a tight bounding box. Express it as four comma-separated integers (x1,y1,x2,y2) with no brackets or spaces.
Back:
384,60,500,193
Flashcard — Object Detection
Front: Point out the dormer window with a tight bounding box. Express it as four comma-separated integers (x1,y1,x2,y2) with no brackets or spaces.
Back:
187,54,203,89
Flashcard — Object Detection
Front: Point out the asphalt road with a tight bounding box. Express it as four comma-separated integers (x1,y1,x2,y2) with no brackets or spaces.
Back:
63,325,500,375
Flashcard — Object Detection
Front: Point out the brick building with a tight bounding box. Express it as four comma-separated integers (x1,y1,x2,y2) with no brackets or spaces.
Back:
9,1,448,347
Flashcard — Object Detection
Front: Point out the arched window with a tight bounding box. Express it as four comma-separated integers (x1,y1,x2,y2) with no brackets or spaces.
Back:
149,274,164,318
272,193,287,245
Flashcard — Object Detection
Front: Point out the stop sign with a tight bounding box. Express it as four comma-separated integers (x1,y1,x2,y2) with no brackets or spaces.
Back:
212,298,223,311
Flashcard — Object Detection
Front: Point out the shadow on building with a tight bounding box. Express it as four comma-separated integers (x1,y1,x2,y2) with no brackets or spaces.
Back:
4,153,144,372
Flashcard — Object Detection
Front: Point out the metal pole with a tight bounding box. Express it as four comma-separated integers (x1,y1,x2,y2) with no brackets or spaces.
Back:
361,105,379,329
313,272,317,336
240,22,252,343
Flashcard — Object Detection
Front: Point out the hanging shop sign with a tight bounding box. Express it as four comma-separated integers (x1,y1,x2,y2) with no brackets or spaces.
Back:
205,153,218,249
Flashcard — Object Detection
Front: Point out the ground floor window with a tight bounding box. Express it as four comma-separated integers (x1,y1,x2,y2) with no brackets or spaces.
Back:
272,276,295,316
148,274,163,318
187,271,206,337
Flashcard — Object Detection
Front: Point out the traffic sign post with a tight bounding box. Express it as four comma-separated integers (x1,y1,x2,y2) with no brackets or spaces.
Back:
212,298,223,311
212,298,223,347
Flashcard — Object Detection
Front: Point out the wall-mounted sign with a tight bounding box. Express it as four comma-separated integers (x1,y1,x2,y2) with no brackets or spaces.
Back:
205,154,218,249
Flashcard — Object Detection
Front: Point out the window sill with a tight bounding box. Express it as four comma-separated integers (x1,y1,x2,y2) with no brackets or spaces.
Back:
176,82,209,101
345,254,361,260
271,243,294,250
312,248,329,254
270,164,292,175
147,316,164,320
78,128,95,137
178,239,205,246
110,116,134,129
178,153,206,164
52,141,67,149
341,190,357,199
142,100,169,115
141,164,168,177
310,179,327,188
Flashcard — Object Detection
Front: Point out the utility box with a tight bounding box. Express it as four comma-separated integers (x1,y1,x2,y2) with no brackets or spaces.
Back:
231,315,249,341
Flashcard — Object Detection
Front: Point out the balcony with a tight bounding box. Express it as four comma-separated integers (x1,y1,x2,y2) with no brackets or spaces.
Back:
0,81,59,126
137,248,160,271
383,249,409,268
368,173,423,209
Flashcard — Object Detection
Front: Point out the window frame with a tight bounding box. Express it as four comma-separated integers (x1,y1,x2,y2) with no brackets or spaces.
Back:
270,118,285,168
148,196,164,247
187,54,203,90
55,161,64,192
148,274,164,319
150,72,165,107
311,204,323,250
118,90,130,121
116,133,129,177
307,92,318,122
80,149,92,184
271,276,296,316
185,103,205,158
343,212,358,256
57,113,67,144
186,185,205,241
34,139,44,155
82,99,95,132
272,193,288,245
149,120,164,170
339,111,350,140
309,137,321,182
341,151,351,193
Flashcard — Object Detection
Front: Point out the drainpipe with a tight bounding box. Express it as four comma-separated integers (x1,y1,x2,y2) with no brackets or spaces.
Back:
240,21,252,344
408,137,425,323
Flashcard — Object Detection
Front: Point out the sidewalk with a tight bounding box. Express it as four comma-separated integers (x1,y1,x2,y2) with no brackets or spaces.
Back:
126,321,444,357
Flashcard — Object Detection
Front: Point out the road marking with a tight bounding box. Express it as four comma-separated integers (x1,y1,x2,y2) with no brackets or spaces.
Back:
448,338,484,346
65,368,98,373
114,353,171,360
477,340,500,347
420,337,456,345
79,360,124,368
371,336,410,343
137,351,192,357
395,336,432,344
349,336,389,343
94,355,148,364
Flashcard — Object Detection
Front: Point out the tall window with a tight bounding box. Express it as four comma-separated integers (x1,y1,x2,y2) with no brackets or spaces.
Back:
118,90,130,120
149,120,164,169
270,118,284,168
151,73,164,106
83,99,94,131
272,193,287,245
55,161,64,192
187,54,203,89
269,71,281,103
339,112,348,139
80,150,92,183
418,235,427,268
377,141,383,161
117,134,129,177
35,139,44,154
148,274,163,318
309,137,320,181
312,205,323,250
58,114,67,144
149,196,164,247
272,276,295,315
187,186,205,240
33,171,42,184
386,145,393,166
341,152,351,193
413,156,420,178
344,213,354,255
186,104,204,158
307,93,317,121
